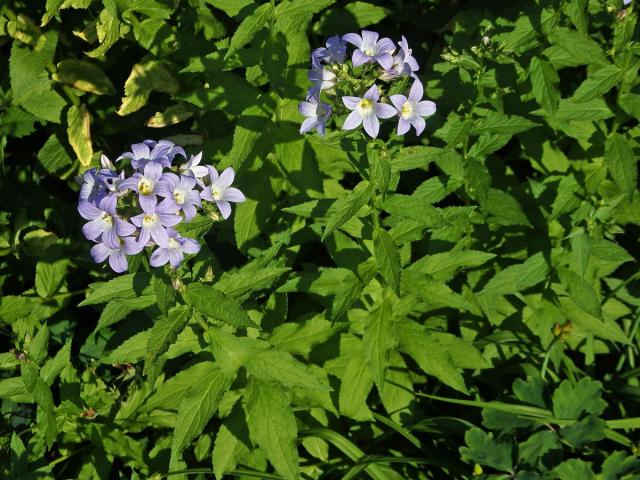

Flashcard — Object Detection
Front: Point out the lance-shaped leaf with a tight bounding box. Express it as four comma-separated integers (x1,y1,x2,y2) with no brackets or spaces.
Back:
322,180,373,240
185,283,257,328
170,363,231,464
67,104,93,167
225,3,274,59
144,305,191,375
363,293,396,390
244,378,299,480
53,59,115,95
117,60,179,116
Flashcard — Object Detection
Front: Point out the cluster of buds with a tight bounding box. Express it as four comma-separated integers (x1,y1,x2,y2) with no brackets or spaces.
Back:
76,140,245,273
299,30,436,138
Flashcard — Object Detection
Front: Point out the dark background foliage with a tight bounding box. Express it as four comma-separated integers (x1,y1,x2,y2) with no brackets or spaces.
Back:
1,0,639,478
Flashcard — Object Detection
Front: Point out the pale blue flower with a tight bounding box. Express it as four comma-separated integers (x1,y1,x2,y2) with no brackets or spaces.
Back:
91,236,143,273
156,173,202,221
342,84,397,138
150,228,200,269
200,166,246,219
299,96,332,136
389,79,436,136
342,30,395,69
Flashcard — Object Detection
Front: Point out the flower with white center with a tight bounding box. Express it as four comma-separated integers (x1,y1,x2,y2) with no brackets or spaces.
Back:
299,96,332,136
119,162,165,212
156,173,202,221
150,229,200,269
131,203,182,247
91,236,143,273
78,195,136,248
389,79,436,136
342,30,396,69
342,84,397,138
200,166,246,220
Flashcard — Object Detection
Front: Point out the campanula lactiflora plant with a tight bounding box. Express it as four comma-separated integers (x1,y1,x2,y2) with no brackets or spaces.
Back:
300,30,436,138
77,140,245,272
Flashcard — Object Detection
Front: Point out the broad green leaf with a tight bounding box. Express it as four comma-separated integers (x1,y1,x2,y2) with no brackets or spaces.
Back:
225,103,271,172
117,60,179,116
185,283,256,328
244,378,299,480
552,459,595,480
79,272,152,306
269,316,335,356
28,325,49,365
215,267,290,301
153,274,176,317
472,113,538,136
37,134,73,174
94,296,156,332
530,57,560,115
363,294,395,390
408,249,495,282
553,98,613,121
339,350,374,421
35,244,68,298
552,378,606,420
322,180,373,240
171,363,230,460
212,406,251,479
571,65,620,103
275,0,337,20
373,226,400,294
605,133,636,197
548,28,608,66
67,104,93,167
9,41,65,123
52,59,115,95
483,188,531,226
22,363,57,447
0,377,33,403
245,349,331,391
402,274,475,313
206,329,268,376
479,252,549,297
398,323,468,394
102,329,150,364
41,341,71,385
144,305,191,374
460,428,514,473
225,3,274,59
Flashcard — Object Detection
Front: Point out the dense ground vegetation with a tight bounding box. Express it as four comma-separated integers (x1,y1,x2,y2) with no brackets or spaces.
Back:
1,0,640,478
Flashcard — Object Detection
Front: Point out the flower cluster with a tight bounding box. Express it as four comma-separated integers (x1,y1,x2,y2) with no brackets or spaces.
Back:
299,30,436,138
76,140,246,273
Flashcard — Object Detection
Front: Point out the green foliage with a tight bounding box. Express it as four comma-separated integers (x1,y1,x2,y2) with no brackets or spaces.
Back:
1,0,640,479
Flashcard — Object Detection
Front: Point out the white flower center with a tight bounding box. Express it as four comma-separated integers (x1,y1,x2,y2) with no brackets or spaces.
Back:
401,101,414,119
168,237,180,249
363,47,375,56
210,185,223,201
101,212,113,226
357,98,374,115
173,189,186,205
142,214,158,228
138,177,154,196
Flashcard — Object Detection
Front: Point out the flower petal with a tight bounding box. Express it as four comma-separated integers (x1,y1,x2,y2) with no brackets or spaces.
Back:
116,218,136,237
168,249,184,269
362,113,380,138
181,238,201,255
375,52,394,70
218,168,235,189
224,187,246,203
139,193,157,213
150,223,169,247
412,116,426,136
299,101,316,117
375,103,397,119
361,30,379,48
352,49,371,66
342,96,361,110
389,94,406,112
408,79,424,102
416,100,437,117
343,110,363,131
342,32,362,47
363,84,380,101
82,219,105,241
150,247,170,267
397,117,410,135
78,200,102,220
131,143,150,160
216,200,232,219
91,243,111,263
109,250,128,273
300,117,318,134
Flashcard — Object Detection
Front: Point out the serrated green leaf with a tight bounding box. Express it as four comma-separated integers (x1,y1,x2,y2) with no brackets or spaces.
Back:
245,349,330,391
80,272,152,306
571,65,620,103
363,294,395,390
529,62,560,114
322,180,373,240
67,104,93,167
53,59,115,95
185,283,256,328
339,350,374,421
244,378,299,480
460,428,514,473
225,3,274,59
552,378,606,420
373,226,400,294
145,305,191,375
171,363,230,461
605,133,636,197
